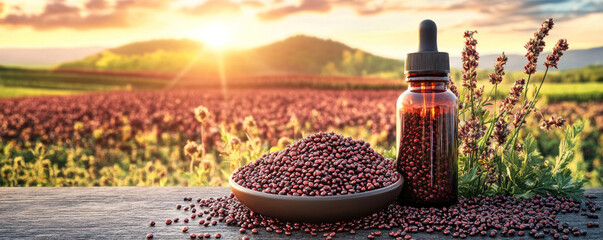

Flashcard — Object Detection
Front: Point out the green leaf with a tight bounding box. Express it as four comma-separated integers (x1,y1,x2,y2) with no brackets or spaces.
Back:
383,145,397,160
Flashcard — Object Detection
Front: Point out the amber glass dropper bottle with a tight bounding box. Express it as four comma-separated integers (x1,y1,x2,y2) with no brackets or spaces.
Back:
396,19,458,207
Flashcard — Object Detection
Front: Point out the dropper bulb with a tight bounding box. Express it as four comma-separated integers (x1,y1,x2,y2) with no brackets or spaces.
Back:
419,19,438,52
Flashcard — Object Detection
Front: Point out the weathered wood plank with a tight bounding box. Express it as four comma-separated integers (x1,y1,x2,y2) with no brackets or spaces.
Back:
0,187,601,239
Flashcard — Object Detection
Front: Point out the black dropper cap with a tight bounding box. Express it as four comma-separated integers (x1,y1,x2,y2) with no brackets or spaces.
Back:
405,19,450,74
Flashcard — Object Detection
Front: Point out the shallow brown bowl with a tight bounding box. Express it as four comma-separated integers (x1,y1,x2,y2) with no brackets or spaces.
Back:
229,173,403,223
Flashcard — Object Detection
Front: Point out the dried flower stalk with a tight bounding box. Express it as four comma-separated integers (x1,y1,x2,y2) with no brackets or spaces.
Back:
524,19,554,74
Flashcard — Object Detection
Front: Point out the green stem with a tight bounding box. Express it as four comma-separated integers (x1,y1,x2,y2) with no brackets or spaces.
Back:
189,155,196,180
504,68,549,150
523,74,532,105
470,82,476,119
494,84,498,116
474,83,499,158
531,68,549,104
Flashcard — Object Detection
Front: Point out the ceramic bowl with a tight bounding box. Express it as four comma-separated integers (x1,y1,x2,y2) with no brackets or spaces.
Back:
229,172,403,222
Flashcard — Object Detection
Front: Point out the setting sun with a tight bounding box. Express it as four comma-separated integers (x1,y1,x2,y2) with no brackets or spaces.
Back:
200,23,230,49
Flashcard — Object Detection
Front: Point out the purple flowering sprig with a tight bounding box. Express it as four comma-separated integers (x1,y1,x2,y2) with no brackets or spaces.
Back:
461,30,480,118
457,18,579,197
522,19,553,105
504,37,570,150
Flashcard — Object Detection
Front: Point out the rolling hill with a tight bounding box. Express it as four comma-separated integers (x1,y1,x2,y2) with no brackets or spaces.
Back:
108,39,203,56
56,35,403,76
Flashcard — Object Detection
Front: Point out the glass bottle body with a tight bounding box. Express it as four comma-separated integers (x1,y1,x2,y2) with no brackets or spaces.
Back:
396,73,458,207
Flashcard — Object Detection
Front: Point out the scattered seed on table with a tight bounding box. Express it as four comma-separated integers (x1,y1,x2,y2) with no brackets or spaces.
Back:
182,226,188,232
165,219,172,225
184,218,189,223
146,233,153,239
215,233,221,238
155,151,602,240
203,233,210,238
173,218,179,223
239,228,246,234
189,233,196,239
251,228,258,234
176,204,182,209
241,237,250,240
149,221,155,227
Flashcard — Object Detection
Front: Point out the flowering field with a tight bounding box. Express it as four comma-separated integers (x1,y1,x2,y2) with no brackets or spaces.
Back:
1,88,600,187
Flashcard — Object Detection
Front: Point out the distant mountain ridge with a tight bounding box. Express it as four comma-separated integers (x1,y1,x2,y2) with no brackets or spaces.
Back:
55,35,403,76
0,47,105,66
451,47,603,71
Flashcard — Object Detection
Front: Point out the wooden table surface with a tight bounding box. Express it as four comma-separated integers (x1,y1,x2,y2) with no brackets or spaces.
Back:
0,187,601,239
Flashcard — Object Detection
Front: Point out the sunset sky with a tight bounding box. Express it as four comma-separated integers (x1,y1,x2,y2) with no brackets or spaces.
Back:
0,0,602,58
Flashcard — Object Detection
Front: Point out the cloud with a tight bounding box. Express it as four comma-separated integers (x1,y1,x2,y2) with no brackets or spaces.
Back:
183,0,241,15
254,0,603,25
85,0,110,10
332,0,402,16
115,0,169,9
2,0,600,30
0,0,168,30
241,0,265,8
258,0,331,20
422,0,603,28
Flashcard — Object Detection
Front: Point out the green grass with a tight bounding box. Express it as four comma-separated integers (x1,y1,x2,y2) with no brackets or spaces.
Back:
0,67,169,98
0,86,89,98
488,82,603,103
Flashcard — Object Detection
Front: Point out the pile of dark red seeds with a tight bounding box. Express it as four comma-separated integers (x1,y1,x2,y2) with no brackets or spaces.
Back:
148,193,600,239
232,132,399,196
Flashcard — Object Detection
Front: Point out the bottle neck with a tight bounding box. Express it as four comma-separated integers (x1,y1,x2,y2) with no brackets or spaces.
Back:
406,73,449,92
